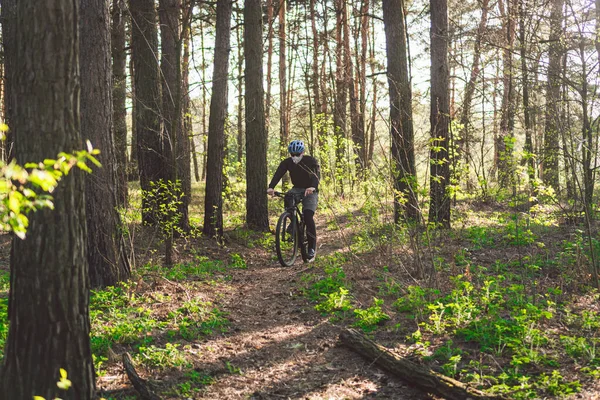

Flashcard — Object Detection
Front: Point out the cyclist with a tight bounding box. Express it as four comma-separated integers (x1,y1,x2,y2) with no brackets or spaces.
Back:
267,140,320,262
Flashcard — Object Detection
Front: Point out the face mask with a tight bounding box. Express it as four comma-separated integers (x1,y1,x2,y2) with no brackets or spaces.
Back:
291,155,303,164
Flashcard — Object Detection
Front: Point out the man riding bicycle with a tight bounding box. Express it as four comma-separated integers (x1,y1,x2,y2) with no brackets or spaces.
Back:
267,140,320,262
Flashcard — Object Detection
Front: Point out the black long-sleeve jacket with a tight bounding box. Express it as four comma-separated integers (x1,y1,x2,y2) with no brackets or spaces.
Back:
268,156,320,191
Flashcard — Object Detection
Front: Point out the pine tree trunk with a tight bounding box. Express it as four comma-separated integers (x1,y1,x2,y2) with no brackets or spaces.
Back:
245,0,270,231
278,0,290,189
0,0,15,161
309,0,324,149
497,0,517,190
0,1,95,397
383,0,420,223
357,0,369,171
542,0,564,190
182,9,199,183
200,20,208,181
334,0,348,196
112,0,129,207
236,19,244,163
368,12,377,168
265,0,274,138
519,0,535,189
130,0,165,224
203,0,232,239
429,0,450,228
128,49,139,181
458,0,488,191
82,0,131,287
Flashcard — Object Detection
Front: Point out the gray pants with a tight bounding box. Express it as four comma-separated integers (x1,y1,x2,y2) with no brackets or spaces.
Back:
287,187,318,212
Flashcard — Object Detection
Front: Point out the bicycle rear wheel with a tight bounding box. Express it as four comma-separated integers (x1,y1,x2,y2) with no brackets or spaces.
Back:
275,211,298,267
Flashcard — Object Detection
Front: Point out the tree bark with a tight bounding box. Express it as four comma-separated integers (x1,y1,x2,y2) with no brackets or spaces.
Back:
519,0,535,190
457,0,489,191
339,329,503,400
130,0,165,224
334,0,348,196
309,0,325,149
0,0,16,161
496,0,517,190
245,0,270,231
279,0,289,184
81,0,131,288
236,18,244,163
356,0,369,172
265,0,274,138
160,0,190,233
112,0,129,207
541,0,564,190
0,1,95,397
182,6,198,183
429,0,451,228
203,0,231,239
383,0,420,223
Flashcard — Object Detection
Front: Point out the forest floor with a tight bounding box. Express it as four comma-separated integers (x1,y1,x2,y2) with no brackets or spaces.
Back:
3,193,600,399
93,210,433,400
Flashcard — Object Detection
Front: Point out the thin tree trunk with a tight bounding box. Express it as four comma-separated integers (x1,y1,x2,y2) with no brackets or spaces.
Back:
458,0,488,191
309,0,324,149
0,0,16,162
0,1,95,397
160,0,190,234
182,8,198,183
278,0,290,189
236,17,244,163
561,53,573,198
347,3,362,176
131,0,165,224
266,0,274,138
203,0,232,239
334,0,348,196
429,0,451,228
357,0,369,171
112,0,129,207
496,0,517,190
200,19,208,181
542,0,564,190
383,0,420,223
368,11,377,168
82,0,131,287
519,0,535,190
580,42,593,212
128,47,139,181
245,0,270,231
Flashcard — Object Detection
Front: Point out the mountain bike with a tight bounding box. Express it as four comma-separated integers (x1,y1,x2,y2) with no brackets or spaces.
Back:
273,191,309,267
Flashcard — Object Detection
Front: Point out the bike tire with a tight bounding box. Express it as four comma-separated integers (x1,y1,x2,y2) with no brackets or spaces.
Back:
275,211,298,267
299,221,309,262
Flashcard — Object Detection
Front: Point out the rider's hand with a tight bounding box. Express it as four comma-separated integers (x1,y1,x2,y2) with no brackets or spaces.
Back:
304,187,315,196
267,188,275,197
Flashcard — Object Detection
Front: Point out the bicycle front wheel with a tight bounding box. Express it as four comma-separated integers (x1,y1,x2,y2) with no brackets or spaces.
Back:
275,211,298,267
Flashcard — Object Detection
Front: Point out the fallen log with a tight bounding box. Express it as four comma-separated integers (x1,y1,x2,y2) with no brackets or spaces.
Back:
122,352,162,400
339,328,504,400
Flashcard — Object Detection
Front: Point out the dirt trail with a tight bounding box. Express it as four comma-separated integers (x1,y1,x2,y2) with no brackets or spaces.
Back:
184,226,431,400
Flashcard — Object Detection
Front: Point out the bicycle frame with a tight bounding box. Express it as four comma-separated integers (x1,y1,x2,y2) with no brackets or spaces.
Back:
273,191,309,265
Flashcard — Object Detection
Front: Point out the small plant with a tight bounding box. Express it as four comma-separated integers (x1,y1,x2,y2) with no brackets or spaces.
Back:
315,287,353,314
536,370,581,397
225,361,242,375
136,343,189,371
228,253,247,269
353,298,390,332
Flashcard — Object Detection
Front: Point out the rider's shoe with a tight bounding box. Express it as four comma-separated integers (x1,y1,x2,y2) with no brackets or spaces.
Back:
307,248,316,262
